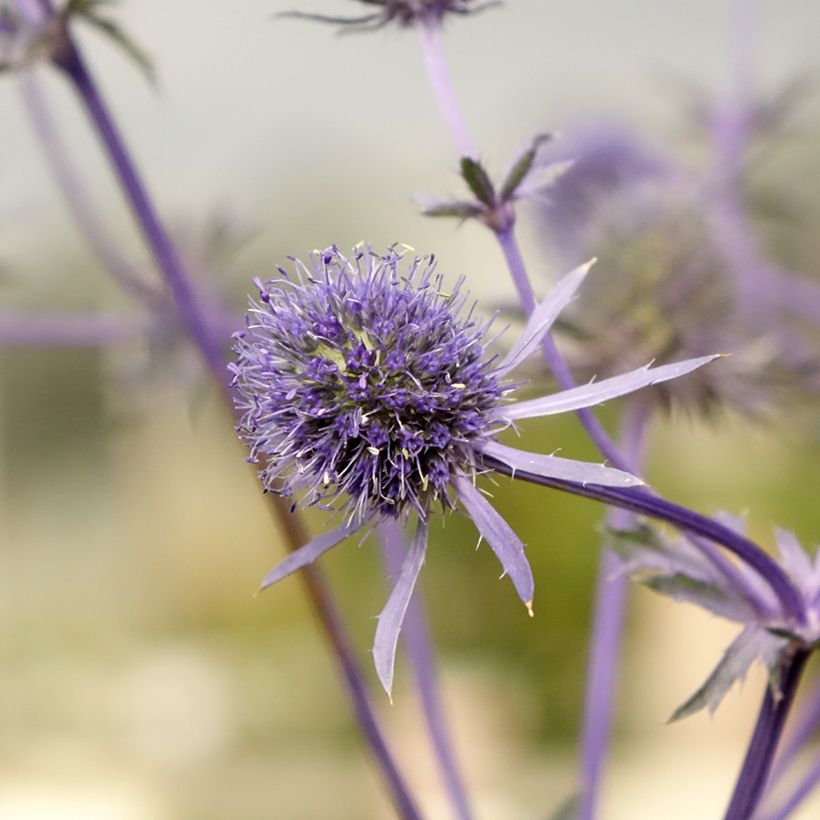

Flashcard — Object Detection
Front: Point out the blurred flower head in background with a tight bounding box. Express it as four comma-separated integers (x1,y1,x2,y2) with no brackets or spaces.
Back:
533,123,820,418
281,0,498,30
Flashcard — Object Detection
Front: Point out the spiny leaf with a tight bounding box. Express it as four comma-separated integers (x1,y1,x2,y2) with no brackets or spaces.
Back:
499,132,551,201
460,156,495,206
643,573,755,623
669,627,786,722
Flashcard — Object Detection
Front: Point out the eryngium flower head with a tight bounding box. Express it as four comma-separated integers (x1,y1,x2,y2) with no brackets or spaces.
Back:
231,245,716,694
232,245,503,522
282,0,497,30
534,124,820,417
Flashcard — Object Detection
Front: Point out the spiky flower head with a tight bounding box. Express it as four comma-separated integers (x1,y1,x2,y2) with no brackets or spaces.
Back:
231,244,716,695
534,124,820,417
232,245,503,523
282,0,498,31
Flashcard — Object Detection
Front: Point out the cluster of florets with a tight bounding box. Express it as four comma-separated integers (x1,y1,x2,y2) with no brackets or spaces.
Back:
230,246,504,523
535,125,817,417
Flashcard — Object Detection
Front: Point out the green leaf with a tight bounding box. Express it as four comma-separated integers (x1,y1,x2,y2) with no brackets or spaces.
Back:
420,200,484,220
460,156,495,206
66,1,155,85
499,133,551,201
545,793,580,820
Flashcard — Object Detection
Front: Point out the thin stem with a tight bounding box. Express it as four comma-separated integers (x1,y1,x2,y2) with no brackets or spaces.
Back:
56,44,227,386
14,11,421,815
18,69,159,304
417,16,477,159
0,310,144,346
495,225,629,471
578,399,650,820
482,458,806,626
760,753,820,820
768,678,820,790
379,520,473,820
723,650,809,820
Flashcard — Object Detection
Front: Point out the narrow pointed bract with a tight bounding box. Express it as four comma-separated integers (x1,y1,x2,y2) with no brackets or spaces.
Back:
500,355,723,421
452,474,534,610
373,520,429,699
259,521,361,591
478,440,645,488
496,259,594,376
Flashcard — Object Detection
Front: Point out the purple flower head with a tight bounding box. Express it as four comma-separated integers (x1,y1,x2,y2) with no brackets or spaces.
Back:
231,245,503,523
533,123,819,417
281,0,498,31
232,245,717,695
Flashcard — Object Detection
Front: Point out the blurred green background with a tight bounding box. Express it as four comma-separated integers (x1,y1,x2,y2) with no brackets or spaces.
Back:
1,1,820,818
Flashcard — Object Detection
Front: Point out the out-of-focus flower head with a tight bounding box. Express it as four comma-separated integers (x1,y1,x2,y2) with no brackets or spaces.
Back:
230,243,716,694
612,517,820,721
0,1,153,82
533,123,819,418
280,0,498,30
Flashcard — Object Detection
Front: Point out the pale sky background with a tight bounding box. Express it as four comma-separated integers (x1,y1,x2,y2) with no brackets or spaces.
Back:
1,0,819,302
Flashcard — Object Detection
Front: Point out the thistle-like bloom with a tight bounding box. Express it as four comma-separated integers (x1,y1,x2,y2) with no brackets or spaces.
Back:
231,245,716,695
281,0,498,30
534,124,820,416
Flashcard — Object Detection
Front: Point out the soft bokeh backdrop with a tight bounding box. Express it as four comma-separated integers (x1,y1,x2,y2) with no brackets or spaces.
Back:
1,1,820,818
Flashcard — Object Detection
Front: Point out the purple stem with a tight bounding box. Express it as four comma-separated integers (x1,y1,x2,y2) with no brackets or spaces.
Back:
18,70,159,304
378,520,473,820
417,16,477,160
0,310,145,346
578,399,650,820
768,678,820,791
14,7,422,816
760,753,820,820
495,225,629,471
54,44,227,386
481,458,806,626
723,650,809,820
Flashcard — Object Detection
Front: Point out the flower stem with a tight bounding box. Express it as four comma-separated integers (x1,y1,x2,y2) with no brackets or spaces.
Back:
495,225,629,471
723,649,809,820
15,8,421,814
0,310,145,346
482,459,806,626
18,69,159,304
759,752,820,820
56,44,227,386
767,677,820,793
379,520,473,820
417,16,477,160
578,399,650,820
